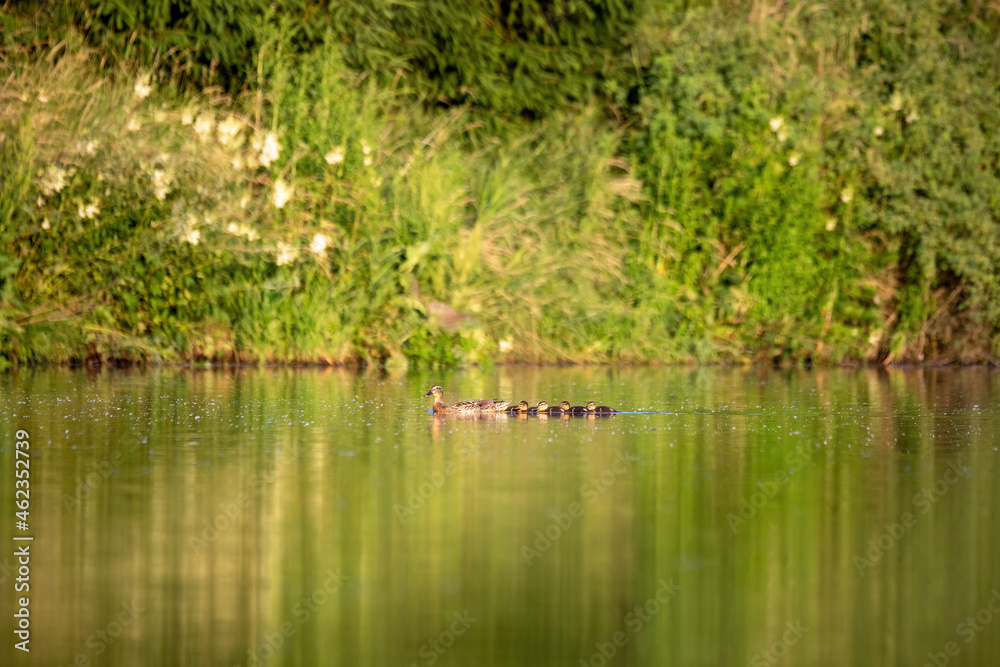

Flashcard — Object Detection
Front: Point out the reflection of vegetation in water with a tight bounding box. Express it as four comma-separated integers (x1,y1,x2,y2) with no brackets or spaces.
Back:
1,367,998,666
2,2,999,368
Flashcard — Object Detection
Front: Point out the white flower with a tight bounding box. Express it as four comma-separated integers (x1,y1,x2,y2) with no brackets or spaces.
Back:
126,116,141,132
41,219,50,230
152,169,171,200
38,165,68,196
325,146,344,165
361,140,372,155
769,117,784,133
181,215,200,245
253,131,281,167
216,115,243,147
788,152,800,167
840,188,853,204
181,109,194,125
276,242,297,266
194,114,214,141
905,110,919,124
77,140,97,156
239,194,250,209
261,133,281,166
272,178,293,209
499,339,512,352
776,130,787,143
363,156,373,167
825,218,837,231
78,201,100,220
309,234,328,255
227,222,259,242
873,126,884,137
890,92,904,111
133,74,152,101
231,155,243,170
38,91,49,103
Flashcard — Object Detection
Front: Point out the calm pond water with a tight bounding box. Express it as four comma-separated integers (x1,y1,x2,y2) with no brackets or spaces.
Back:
1,366,999,667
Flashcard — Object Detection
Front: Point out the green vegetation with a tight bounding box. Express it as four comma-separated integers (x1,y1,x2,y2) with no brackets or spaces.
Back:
1,1,999,368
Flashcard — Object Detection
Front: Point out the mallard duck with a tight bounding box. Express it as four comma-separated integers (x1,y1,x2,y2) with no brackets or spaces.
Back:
586,401,616,415
534,401,563,415
506,400,530,414
423,385,509,413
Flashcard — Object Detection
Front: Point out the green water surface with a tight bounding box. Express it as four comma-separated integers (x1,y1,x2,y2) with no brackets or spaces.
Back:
1,367,998,667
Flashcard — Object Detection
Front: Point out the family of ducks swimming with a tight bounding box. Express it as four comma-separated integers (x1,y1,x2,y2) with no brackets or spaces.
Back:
423,385,616,415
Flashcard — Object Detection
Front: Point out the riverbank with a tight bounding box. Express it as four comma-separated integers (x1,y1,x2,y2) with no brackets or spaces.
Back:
2,3,998,369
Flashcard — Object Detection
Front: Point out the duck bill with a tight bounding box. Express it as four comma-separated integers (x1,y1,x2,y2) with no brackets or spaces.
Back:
423,391,434,397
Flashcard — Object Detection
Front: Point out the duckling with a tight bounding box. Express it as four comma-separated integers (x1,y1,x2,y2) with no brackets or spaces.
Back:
566,401,588,414
423,385,509,413
506,400,530,414
586,401,617,415
536,401,563,415
558,401,573,413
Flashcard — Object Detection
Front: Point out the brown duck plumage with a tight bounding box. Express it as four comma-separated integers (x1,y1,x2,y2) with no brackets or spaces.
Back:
423,385,510,413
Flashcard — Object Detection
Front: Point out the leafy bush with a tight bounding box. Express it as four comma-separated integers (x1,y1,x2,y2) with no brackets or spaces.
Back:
335,0,642,117
627,1,1000,363
13,0,641,118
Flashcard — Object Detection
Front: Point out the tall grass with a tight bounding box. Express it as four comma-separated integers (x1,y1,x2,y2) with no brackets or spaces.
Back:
0,29,645,368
